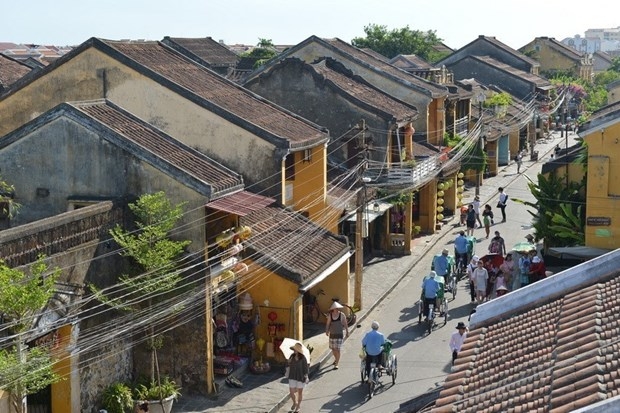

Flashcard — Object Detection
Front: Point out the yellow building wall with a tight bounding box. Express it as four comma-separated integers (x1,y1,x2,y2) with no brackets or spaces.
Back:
284,145,334,232
418,181,437,234
51,324,77,413
585,125,620,248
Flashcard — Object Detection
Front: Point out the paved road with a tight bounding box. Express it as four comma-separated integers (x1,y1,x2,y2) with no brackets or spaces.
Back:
275,133,573,413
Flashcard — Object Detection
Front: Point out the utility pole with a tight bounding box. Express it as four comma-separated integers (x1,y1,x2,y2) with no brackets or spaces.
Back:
475,92,486,196
354,124,368,311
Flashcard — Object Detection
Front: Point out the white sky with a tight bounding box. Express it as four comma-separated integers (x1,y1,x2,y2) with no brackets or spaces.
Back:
2,0,618,50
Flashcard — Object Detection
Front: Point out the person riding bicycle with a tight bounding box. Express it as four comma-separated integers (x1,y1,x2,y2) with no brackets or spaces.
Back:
454,231,469,273
421,271,440,320
362,321,385,382
433,249,452,291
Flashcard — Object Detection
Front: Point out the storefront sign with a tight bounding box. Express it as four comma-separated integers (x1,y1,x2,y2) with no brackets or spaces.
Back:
586,216,611,226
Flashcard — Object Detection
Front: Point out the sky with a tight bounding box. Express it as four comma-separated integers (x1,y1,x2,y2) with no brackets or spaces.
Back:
2,0,618,51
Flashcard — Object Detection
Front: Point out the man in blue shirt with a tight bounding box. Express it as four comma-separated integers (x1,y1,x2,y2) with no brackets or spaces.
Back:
362,321,385,381
421,271,440,319
454,231,469,272
433,249,451,288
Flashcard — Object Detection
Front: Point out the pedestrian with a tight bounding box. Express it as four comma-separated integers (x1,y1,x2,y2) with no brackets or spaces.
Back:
472,259,489,304
362,321,385,382
518,251,532,287
449,322,468,366
465,204,476,236
325,301,349,369
528,256,547,283
499,253,515,291
459,205,468,226
466,255,479,303
472,196,483,228
497,187,508,222
287,342,309,413
515,151,523,173
482,204,494,238
488,231,506,255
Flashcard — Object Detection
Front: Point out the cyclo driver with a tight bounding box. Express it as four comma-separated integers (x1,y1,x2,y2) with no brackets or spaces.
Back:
421,271,441,319
454,231,469,271
362,321,385,382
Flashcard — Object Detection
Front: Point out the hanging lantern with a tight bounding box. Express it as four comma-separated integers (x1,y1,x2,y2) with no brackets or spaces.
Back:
457,172,464,179
437,213,444,220
437,182,445,190
457,187,464,193
437,198,444,205
457,193,463,199
457,179,464,186
437,206,444,213
457,201,463,208
437,190,445,197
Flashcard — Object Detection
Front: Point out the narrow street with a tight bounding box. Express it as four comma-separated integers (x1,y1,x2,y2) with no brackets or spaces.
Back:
275,131,574,413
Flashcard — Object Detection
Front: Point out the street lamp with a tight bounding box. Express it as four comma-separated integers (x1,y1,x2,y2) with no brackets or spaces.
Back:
475,92,486,196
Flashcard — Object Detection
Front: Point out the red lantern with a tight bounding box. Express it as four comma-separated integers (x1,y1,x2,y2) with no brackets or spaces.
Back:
268,311,278,321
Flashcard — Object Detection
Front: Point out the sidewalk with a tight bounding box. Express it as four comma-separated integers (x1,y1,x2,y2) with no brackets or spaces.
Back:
172,131,573,412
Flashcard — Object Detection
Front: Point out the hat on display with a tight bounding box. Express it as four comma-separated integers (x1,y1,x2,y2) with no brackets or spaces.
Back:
329,301,343,310
239,292,253,310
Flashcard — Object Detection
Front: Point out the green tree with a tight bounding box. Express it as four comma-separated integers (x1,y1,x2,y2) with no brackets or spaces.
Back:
512,174,585,250
92,191,190,383
351,24,444,61
0,257,61,413
241,38,279,69
0,175,21,218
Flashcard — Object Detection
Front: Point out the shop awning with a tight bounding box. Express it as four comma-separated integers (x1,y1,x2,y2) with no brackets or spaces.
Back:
547,246,613,260
206,190,275,216
346,200,393,223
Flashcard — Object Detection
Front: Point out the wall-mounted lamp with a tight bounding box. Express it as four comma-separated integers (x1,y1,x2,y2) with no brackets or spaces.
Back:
373,202,380,213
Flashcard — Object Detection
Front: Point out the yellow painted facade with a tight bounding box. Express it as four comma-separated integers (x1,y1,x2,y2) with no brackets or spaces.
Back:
584,125,620,248
236,256,350,343
520,38,593,81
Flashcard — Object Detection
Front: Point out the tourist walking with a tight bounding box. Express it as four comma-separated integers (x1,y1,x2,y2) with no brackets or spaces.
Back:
286,342,309,413
449,322,468,366
465,204,476,236
472,259,489,304
325,301,349,369
497,187,509,222
488,231,506,255
472,196,483,228
482,204,494,238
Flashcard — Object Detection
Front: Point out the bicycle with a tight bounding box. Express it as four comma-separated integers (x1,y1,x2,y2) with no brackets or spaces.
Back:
303,290,357,325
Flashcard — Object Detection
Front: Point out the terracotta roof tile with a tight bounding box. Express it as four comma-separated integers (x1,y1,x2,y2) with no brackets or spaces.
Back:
0,54,32,90
70,100,243,195
239,206,349,286
100,39,327,149
162,36,239,67
433,269,620,413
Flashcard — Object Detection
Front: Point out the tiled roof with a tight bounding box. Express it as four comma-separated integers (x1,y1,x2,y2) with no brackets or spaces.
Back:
544,37,584,60
360,48,390,62
433,253,620,413
239,206,350,286
70,99,244,196
205,190,274,216
0,54,32,90
474,56,551,87
309,58,418,122
323,38,448,97
389,54,432,70
479,35,539,67
162,36,240,67
99,39,328,149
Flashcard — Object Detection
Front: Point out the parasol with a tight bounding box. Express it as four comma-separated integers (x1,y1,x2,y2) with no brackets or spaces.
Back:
512,242,536,253
279,337,311,364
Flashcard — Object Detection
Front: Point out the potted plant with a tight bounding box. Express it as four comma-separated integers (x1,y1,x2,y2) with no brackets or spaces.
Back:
101,382,133,413
133,377,181,413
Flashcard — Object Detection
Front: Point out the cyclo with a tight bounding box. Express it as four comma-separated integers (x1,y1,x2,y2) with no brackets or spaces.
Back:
359,340,397,398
